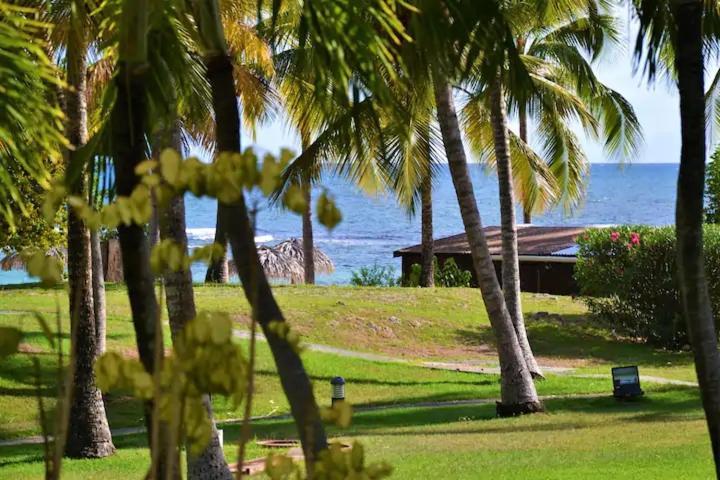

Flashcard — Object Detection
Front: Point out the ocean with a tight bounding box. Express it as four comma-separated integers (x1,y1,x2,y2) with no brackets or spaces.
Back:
1,163,680,285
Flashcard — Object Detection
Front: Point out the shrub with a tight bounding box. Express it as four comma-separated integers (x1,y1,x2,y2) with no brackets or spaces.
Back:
575,225,720,349
350,264,399,287
403,257,473,288
434,258,472,287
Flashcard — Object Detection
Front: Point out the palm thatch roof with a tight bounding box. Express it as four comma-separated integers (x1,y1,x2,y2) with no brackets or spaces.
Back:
228,246,304,283
272,238,334,274
0,248,65,272
0,252,25,271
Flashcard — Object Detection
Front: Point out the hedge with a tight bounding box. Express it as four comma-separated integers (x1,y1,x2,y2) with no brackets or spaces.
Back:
574,225,720,349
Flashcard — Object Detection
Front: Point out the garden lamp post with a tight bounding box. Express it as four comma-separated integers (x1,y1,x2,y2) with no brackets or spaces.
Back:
331,376,346,405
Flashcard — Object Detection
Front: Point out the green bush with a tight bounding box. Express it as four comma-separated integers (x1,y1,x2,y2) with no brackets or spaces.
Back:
434,258,472,287
575,225,720,349
350,264,399,287
403,257,473,288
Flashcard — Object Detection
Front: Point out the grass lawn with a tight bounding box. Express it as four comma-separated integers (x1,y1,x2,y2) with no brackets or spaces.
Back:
0,388,711,479
0,284,708,478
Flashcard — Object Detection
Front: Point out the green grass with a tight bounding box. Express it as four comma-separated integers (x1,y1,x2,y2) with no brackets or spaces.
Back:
0,284,699,377
0,387,711,479
0,284,708,478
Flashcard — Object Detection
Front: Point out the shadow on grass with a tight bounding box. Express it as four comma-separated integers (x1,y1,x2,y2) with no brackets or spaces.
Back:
254,369,495,389
231,385,703,442
456,315,695,368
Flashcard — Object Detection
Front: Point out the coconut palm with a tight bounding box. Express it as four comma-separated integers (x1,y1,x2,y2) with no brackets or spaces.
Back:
44,0,116,458
187,0,334,472
0,1,65,228
459,0,643,378
200,1,277,284
631,0,720,472
272,0,543,409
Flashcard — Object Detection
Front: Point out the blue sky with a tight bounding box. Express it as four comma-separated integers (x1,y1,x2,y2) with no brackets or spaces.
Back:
240,29,690,165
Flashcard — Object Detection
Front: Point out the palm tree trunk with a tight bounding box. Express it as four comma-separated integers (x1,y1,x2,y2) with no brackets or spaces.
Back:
157,126,232,480
302,182,315,284
204,50,328,472
433,75,541,415
64,33,114,459
91,230,106,357
300,134,316,285
205,209,229,283
518,105,532,224
674,3,720,474
419,173,434,287
489,78,543,379
111,50,179,480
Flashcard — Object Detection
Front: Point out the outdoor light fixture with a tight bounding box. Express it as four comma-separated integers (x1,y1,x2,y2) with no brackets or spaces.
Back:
612,365,644,399
331,376,346,404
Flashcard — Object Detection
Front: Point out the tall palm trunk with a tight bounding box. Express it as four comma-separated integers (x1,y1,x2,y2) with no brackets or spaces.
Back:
205,209,229,283
64,32,114,459
419,173,434,287
202,48,327,471
157,126,232,480
674,3,720,474
518,105,532,224
302,181,315,284
433,76,540,414
91,230,106,357
300,134,315,284
489,79,542,379
111,4,178,475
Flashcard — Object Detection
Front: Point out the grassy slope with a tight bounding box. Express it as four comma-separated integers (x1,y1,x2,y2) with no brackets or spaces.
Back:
0,284,707,478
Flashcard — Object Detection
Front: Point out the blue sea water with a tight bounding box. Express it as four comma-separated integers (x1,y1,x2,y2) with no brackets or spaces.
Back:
1,163,680,285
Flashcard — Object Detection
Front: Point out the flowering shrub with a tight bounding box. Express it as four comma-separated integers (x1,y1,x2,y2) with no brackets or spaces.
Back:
575,225,720,349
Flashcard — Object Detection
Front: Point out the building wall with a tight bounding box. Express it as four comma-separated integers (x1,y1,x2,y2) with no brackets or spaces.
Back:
399,253,579,295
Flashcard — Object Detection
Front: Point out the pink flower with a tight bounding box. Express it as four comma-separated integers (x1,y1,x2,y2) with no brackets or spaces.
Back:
610,231,620,242
630,232,640,245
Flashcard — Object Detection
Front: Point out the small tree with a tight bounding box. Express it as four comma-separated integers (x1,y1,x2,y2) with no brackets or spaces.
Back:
705,146,720,223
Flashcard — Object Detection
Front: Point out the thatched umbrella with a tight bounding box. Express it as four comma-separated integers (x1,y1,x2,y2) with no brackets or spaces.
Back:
272,238,334,274
228,246,304,283
1,248,65,272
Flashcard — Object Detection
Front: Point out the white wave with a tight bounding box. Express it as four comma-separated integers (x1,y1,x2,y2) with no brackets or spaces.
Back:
186,227,216,241
187,228,273,244
254,234,274,244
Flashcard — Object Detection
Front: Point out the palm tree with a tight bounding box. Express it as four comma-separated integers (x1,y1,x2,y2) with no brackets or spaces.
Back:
201,2,277,283
403,0,545,412
0,1,65,228
108,1,181,476
155,124,232,480
460,0,643,379
46,0,115,458
187,0,328,472
433,76,541,413
273,0,544,408
632,0,720,473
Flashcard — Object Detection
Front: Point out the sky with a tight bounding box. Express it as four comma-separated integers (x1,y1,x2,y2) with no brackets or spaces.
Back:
239,22,691,165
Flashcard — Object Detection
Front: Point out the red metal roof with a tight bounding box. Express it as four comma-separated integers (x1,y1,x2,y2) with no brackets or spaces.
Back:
393,225,587,257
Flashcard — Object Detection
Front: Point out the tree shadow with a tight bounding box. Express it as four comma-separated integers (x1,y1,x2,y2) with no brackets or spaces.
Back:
455,314,695,368
232,385,702,442
253,369,495,388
